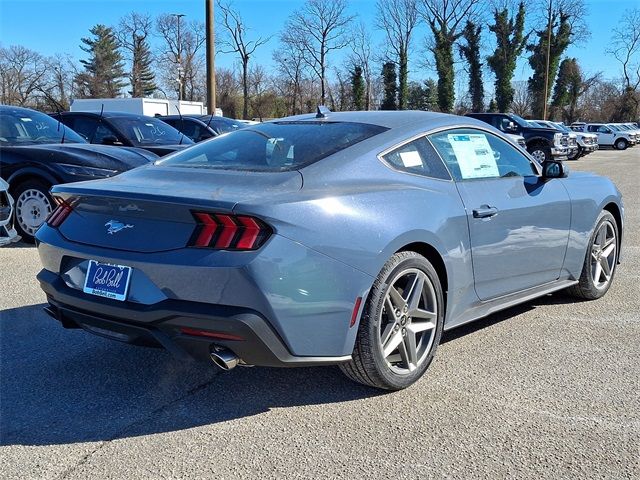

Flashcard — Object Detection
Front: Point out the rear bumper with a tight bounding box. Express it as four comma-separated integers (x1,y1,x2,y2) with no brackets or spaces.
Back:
37,269,351,367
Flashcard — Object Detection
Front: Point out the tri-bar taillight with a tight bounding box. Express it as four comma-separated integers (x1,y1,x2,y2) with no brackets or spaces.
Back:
47,198,74,228
189,212,272,250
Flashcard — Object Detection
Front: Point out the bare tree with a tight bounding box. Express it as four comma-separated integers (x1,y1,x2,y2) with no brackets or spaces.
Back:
376,0,420,109
217,1,271,119
0,45,47,106
156,14,206,101
284,0,354,104
117,12,156,97
348,21,374,110
273,38,307,115
511,80,532,117
607,8,640,92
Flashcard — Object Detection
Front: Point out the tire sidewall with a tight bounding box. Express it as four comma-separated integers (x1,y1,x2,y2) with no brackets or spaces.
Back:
363,253,445,390
529,145,551,162
615,139,627,150
11,179,53,243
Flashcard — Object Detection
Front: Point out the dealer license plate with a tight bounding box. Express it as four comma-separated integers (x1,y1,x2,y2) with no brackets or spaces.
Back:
83,260,132,301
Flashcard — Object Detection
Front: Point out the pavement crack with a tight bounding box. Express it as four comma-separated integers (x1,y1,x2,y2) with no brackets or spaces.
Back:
55,375,218,480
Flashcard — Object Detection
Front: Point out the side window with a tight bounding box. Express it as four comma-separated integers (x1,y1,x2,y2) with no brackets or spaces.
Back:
93,124,119,144
70,116,98,141
428,128,537,181
597,126,610,133
381,136,451,180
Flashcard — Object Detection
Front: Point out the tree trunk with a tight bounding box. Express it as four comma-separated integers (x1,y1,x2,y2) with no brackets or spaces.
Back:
398,47,408,110
242,58,249,120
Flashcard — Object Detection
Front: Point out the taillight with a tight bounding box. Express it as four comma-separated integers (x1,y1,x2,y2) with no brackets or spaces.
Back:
47,198,74,228
189,212,271,250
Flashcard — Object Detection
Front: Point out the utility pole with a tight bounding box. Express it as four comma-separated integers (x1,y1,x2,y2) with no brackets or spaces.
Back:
172,13,186,101
206,0,216,114
542,1,552,120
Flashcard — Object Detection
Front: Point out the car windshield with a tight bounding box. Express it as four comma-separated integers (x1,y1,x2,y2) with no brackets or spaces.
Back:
109,116,193,146
608,124,621,131
509,114,533,128
158,121,388,171
0,110,86,145
199,116,243,134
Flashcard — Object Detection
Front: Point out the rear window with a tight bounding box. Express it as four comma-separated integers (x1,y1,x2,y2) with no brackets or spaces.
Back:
157,121,388,171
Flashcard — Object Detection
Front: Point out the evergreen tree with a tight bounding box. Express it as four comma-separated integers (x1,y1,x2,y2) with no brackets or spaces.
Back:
407,79,439,110
430,29,457,113
527,11,572,118
129,34,156,97
550,57,579,120
459,21,484,112
75,24,126,98
351,66,365,110
487,2,529,112
381,62,398,110
488,98,498,112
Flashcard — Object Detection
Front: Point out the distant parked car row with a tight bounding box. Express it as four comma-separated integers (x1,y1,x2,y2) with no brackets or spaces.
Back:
570,122,639,150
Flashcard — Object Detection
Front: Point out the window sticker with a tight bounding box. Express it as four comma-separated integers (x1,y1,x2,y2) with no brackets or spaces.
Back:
447,134,499,179
399,150,422,167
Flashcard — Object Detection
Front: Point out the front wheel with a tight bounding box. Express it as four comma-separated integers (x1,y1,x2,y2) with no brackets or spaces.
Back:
529,145,551,163
566,211,618,300
615,139,628,150
340,251,444,390
12,180,53,243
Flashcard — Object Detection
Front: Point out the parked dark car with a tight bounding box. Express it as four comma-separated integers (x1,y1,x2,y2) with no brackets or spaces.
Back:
50,111,193,156
466,112,569,163
0,105,157,241
158,115,243,142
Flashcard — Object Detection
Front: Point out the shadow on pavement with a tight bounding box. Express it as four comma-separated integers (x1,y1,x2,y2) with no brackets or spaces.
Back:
0,304,379,447
1,290,581,446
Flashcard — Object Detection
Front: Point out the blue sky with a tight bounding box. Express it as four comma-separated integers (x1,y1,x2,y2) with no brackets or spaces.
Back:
0,0,636,89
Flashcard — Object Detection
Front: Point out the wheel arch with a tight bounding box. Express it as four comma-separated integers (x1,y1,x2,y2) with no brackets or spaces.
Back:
7,168,58,192
603,201,623,262
526,136,550,148
396,242,448,299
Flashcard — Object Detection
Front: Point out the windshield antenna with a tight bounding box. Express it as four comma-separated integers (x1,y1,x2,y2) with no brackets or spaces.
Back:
175,104,185,145
55,108,67,144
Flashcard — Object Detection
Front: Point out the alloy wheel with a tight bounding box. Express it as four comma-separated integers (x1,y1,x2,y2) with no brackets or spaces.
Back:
590,220,616,290
378,268,438,374
531,149,547,162
15,188,52,236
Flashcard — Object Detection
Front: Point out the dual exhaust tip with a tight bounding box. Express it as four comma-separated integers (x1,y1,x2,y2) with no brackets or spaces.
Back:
209,347,240,371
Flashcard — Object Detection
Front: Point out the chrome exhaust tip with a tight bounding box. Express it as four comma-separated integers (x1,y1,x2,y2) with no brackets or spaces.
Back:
209,347,239,371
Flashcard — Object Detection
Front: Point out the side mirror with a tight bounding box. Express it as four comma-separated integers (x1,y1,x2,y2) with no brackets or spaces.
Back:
506,121,518,133
542,160,568,179
101,135,122,146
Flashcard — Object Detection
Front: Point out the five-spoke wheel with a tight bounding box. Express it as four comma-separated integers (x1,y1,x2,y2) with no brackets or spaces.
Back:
341,251,444,390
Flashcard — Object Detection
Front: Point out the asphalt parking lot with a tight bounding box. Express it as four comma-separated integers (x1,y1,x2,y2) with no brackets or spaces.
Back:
1,148,638,479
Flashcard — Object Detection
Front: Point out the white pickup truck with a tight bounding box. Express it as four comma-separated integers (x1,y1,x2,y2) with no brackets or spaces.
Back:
573,123,637,150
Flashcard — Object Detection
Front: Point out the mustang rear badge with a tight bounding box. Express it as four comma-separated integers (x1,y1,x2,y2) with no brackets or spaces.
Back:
105,220,134,235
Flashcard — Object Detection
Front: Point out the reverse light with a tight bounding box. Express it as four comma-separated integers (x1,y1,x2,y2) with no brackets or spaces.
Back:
189,212,271,250
47,197,74,228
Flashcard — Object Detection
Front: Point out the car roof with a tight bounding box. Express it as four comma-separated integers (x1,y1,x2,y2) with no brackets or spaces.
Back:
59,111,156,120
274,110,486,131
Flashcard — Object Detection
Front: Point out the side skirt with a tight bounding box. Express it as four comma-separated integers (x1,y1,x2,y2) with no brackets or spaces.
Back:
444,279,578,331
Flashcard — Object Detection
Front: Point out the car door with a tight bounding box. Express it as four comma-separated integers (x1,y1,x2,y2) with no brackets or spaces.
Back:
429,128,571,301
593,125,614,146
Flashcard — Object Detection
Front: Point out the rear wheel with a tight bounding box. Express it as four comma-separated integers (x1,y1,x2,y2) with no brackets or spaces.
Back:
566,211,618,300
12,180,53,243
615,138,628,150
568,146,581,160
340,251,444,390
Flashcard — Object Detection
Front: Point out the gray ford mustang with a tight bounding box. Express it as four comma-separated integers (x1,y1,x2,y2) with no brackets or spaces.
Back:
35,110,623,390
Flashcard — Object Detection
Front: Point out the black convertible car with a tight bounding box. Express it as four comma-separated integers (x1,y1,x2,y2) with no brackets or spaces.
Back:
50,111,193,156
0,105,157,242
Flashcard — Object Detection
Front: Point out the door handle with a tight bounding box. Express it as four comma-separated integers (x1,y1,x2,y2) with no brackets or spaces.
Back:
473,205,499,218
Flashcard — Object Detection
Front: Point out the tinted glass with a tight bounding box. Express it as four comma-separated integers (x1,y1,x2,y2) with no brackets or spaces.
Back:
158,121,388,171
382,137,450,180
429,128,537,181
199,116,243,134
109,116,193,146
0,110,85,145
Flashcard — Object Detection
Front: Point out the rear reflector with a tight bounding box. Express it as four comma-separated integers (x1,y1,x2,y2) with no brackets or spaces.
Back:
350,296,363,328
179,327,244,341
47,198,74,228
189,212,271,250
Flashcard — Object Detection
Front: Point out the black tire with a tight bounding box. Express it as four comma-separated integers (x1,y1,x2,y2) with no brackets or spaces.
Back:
528,144,552,163
566,211,619,300
11,179,53,243
340,251,445,390
569,146,581,160
614,138,628,150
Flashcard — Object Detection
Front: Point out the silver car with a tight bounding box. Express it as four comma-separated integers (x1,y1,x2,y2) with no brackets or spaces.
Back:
35,111,624,390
